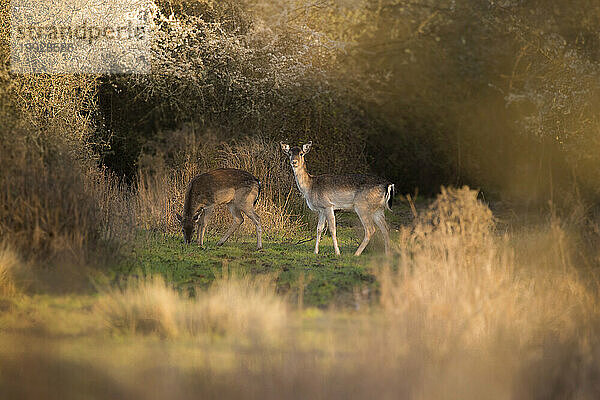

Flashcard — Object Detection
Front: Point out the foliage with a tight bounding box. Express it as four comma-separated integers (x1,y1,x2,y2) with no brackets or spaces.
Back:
0,4,129,262
89,0,600,206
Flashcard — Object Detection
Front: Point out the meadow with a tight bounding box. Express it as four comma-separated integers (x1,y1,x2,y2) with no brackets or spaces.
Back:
3,187,600,399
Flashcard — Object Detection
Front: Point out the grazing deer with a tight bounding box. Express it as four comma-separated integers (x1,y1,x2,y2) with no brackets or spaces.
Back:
280,141,394,256
176,168,262,249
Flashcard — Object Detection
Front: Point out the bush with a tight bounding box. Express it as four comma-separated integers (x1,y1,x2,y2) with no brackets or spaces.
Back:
0,10,132,265
0,126,132,264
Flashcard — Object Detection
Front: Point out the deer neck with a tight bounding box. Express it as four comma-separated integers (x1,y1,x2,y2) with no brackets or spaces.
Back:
183,184,197,219
293,164,313,196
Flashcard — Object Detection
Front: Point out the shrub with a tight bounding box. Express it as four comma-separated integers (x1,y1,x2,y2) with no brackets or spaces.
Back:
0,128,132,264
0,18,129,265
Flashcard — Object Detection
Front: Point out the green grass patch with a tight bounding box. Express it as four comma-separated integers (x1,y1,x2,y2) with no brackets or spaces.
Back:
110,204,414,308
112,227,393,308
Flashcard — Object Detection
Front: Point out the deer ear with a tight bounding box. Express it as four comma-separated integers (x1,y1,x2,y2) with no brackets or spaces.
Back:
193,209,203,223
280,142,290,155
302,141,312,154
175,213,183,223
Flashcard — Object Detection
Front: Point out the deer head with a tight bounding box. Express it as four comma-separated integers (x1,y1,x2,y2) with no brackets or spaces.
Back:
176,209,202,244
280,141,312,170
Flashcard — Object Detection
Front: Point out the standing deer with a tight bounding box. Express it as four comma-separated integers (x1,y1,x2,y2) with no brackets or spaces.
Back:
176,168,262,249
280,141,394,256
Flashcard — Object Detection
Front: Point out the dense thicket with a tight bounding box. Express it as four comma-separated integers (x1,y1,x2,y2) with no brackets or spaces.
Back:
92,0,600,204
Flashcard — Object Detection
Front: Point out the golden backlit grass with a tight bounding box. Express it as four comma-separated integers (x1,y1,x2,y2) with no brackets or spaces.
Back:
0,242,21,298
375,187,600,398
95,268,287,340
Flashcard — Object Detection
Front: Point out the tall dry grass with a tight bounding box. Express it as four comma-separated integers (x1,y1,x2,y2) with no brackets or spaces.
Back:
0,242,24,298
134,130,304,236
95,269,286,340
0,131,96,260
375,186,600,398
0,130,134,265
85,167,136,245
219,136,305,232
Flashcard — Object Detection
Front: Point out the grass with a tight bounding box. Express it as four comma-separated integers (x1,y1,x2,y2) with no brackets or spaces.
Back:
112,225,388,308
135,135,306,235
95,273,287,340
0,243,20,298
110,201,416,308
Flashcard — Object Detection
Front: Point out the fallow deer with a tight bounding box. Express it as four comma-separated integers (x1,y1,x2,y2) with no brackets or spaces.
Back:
176,168,262,249
281,141,394,256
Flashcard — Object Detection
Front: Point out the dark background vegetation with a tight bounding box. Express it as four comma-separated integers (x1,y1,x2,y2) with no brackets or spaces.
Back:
96,0,600,202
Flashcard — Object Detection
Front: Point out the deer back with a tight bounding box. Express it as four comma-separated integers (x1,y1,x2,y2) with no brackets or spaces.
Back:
309,174,391,210
184,168,259,216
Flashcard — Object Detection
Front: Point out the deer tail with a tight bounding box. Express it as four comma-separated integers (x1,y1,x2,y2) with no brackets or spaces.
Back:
385,183,395,211
254,179,262,206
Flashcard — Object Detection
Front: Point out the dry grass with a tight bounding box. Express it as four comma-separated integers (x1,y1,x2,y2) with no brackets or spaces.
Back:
85,167,136,245
134,131,304,236
375,186,600,398
0,131,133,266
95,268,287,340
0,133,93,262
0,242,23,298
218,136,305,232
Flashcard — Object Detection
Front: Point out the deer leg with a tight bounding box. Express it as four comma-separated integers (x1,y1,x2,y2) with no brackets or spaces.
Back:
197,206,214,248
315,211,326,254
238,187,263,250
217,204,243,246
373,209,391,255
241,207,263,250
354,207,376,256
325,208,340,255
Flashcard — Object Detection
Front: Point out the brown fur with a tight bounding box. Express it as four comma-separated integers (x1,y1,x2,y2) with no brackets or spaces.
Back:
281,142,394,256
177,168,262,249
